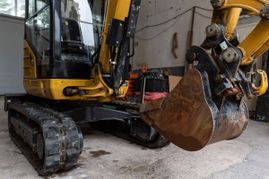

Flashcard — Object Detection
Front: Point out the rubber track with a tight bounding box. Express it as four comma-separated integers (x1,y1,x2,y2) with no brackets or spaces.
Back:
8,101,83,176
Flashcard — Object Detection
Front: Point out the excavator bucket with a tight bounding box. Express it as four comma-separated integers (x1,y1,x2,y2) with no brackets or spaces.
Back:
140,47,249,151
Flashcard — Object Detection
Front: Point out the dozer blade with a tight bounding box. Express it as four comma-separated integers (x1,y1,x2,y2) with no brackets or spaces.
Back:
140,68,248,151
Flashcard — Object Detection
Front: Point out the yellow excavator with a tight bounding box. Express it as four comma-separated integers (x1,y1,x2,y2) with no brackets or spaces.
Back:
3,0,269,176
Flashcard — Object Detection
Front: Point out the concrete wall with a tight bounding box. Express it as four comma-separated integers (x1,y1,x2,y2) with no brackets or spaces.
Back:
0,14,25,95
132,0,260,72
132,0,212,69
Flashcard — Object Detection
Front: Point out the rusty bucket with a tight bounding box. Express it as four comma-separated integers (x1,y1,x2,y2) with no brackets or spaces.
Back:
140,68,248,151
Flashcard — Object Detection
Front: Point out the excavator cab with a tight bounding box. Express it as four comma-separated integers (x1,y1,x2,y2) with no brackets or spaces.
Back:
23,0,139,100
24,0,103,79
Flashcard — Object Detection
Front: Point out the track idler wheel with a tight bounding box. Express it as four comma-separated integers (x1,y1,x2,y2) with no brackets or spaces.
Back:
140,68,248,151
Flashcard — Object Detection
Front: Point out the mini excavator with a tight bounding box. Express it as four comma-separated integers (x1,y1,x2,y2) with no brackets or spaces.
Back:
4,0,269,176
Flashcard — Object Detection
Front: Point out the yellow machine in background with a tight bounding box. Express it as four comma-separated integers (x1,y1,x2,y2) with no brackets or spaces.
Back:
4,0,269,176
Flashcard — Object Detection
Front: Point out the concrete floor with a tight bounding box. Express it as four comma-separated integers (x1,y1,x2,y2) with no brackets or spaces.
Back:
1,99,269,179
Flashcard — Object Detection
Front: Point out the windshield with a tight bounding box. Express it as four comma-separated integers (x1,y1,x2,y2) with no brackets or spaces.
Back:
61,0,104,61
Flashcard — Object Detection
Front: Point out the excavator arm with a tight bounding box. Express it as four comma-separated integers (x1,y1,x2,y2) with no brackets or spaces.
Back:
140,0,269,151
98,0,141,95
